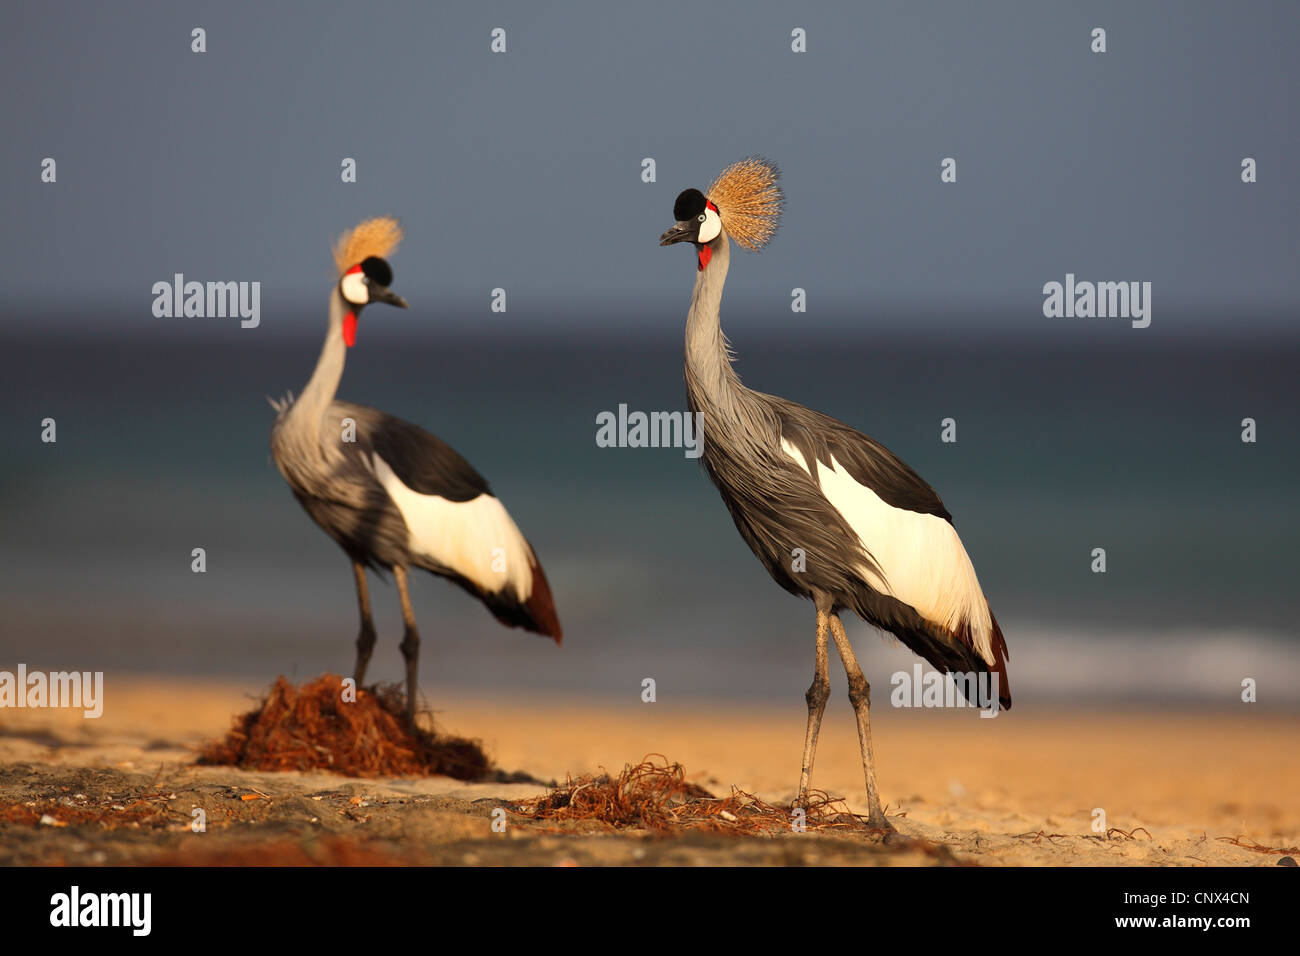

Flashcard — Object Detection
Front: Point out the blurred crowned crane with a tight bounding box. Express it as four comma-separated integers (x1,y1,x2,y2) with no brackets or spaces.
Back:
659,159,1009,829
270,217,561,724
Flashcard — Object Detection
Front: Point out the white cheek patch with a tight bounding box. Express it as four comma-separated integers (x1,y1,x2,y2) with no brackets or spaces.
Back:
340,271,368,305
698,207,722,243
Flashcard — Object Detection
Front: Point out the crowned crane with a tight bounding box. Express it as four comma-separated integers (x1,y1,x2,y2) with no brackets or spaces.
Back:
270,217,561,725
659,159,1010,829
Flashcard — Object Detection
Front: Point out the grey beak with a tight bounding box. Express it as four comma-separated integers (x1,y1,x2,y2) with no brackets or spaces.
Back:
371,286,409,309
659,221,694,246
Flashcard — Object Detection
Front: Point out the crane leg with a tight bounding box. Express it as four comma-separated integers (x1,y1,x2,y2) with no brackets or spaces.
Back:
828,613,893,831
351,561,377,687
393,565,420,729
796,607,831,809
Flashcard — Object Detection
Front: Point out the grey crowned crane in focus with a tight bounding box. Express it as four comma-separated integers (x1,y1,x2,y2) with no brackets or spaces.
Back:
270,218,561,724
659,159,1010,829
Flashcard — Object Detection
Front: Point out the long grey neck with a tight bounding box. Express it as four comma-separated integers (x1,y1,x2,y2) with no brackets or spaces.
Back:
684,232,745,419
284,291,348,441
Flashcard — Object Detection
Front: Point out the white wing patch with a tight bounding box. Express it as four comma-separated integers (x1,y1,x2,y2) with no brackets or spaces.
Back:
781,439,994,664
372,454,534,601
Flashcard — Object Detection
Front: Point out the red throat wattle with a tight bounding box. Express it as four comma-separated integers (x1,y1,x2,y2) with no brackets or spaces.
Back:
697,246,712,271
342,311,357,347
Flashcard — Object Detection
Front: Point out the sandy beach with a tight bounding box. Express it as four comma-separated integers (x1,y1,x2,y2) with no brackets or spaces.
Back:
1,675,1294,866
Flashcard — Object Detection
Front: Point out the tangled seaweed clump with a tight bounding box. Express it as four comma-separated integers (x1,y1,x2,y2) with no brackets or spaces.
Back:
197,674,490,780
508,755,879,835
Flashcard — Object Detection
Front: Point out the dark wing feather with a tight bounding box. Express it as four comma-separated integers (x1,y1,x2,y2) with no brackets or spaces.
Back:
768,396,952,523
766,396,1007,707
330,401,562,643
334,401,489,502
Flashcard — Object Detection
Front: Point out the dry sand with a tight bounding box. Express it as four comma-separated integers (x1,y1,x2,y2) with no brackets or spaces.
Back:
1,676,1295,866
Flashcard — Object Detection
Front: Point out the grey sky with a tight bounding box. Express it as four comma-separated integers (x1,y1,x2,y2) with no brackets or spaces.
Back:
4,0,1296,334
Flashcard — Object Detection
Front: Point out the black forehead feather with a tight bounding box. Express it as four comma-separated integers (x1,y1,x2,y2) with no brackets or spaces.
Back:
673,188,706,221
361,256,393,286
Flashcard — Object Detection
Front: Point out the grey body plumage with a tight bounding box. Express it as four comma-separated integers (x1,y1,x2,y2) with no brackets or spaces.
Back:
270,219,561,724
274,396,487,574
664,159,1009,828
271,288,415,574
684,235,1003,687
